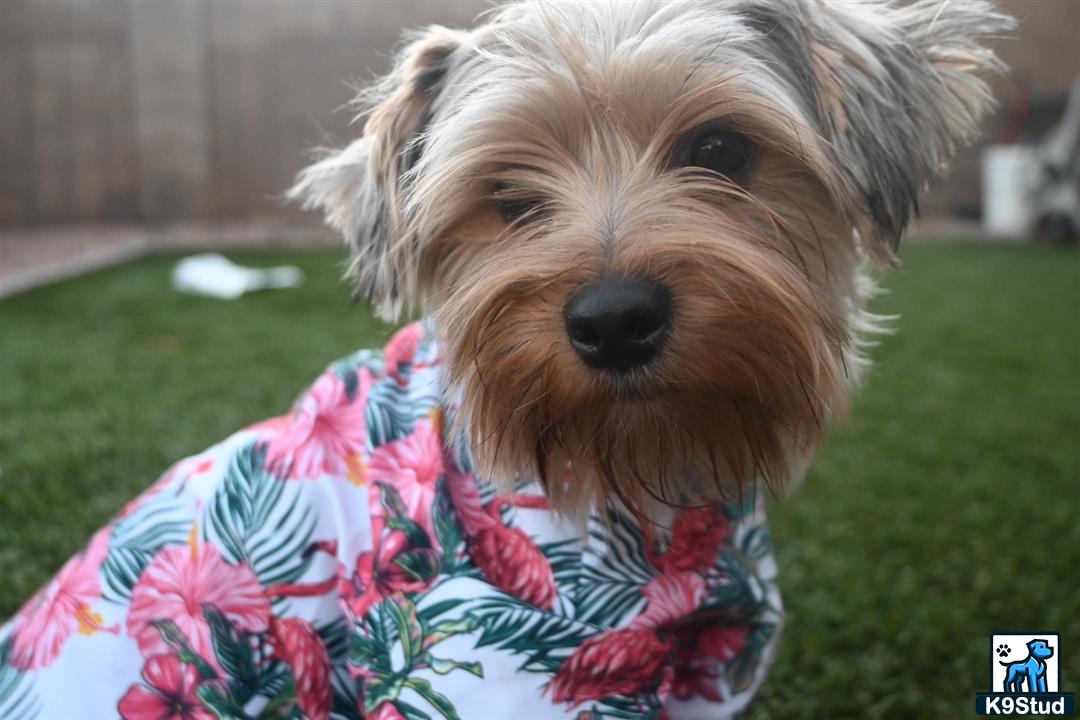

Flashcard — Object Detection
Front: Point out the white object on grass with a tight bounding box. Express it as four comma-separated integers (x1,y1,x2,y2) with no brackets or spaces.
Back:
981,144,1037,238
170,253,304,300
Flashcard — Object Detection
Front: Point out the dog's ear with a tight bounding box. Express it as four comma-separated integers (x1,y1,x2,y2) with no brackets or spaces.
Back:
789,0,1013,252
289,26,465,319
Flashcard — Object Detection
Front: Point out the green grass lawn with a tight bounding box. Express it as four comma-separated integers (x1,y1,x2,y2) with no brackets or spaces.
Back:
1,243,1077,716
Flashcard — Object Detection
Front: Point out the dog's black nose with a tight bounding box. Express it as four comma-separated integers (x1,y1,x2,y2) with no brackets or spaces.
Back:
563,276,672,372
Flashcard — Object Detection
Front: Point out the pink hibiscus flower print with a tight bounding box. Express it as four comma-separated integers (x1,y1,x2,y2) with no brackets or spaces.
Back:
341,530,437,620
383,323,423,381
264,370,368,480
118,654,214,720
367,419,444,536
127,542,270,668
9,528,116,670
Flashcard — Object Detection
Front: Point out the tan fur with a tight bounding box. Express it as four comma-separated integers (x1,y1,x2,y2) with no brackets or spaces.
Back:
425,92,853,515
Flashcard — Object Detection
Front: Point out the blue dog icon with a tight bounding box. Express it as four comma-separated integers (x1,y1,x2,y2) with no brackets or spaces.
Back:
1001,639,1054,692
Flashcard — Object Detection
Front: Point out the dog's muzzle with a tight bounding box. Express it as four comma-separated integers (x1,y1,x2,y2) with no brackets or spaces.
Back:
563,276,672,372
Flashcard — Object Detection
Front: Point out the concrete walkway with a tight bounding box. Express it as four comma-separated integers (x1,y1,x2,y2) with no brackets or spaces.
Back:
0,223,337,299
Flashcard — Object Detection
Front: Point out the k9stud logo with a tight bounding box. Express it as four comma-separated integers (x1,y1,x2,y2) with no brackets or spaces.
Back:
976,633,1076,716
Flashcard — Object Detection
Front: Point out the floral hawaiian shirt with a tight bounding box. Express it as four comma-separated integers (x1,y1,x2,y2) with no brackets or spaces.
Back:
1,323,782,720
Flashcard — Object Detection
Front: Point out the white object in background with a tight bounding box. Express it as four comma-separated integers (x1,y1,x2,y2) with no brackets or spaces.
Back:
981,144,1037,238
170,253,303,300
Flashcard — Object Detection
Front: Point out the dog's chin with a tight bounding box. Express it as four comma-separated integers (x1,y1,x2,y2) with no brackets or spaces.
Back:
444,318,847,518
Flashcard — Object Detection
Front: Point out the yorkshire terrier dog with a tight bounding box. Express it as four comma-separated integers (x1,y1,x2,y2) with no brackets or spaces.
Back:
2,2,1009,719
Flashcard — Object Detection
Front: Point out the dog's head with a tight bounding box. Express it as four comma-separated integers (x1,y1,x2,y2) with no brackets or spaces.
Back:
292,0,1010,513
1028,640,1054,660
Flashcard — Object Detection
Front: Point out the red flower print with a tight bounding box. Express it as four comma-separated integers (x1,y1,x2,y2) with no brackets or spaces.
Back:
264,371,368,480
696,624,748,662
383,323,423,381
127,542,270,668
268,616,332,720
9,528,116,670
670,660,722,703
342,530,437,619
446,487,556,610
368,701,407,720
548,627,673,707
630,571,706,630
367,419,444,537
660,507,731,573
470,521,557,611
118,654,214,720
669,625,749,701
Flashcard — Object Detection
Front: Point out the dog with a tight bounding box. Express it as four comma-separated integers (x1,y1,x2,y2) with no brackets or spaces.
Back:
1002,640,1054,693
1,2,1010,719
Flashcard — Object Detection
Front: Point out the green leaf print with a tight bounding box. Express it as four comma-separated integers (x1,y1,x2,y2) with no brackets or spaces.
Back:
354,594,483,720
466,595,599,673
364,674,406,714
393,549,440,583
0,638,41,720
432,479,464,573
204,442,316,592
422,654,483,678
706,550,765,624
386,595,424,666
195,681,258,720
204,604,258,695
378,482,431,549
574,512,656,627
726,622,776,693
102,491,191,603
151,619,218,680
393,699,434,720
403,678,460,720
365,377,438,448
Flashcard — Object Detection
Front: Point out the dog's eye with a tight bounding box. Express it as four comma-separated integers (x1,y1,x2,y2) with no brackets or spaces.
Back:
680,129,756,183
495,196,544,224
493,184,547,224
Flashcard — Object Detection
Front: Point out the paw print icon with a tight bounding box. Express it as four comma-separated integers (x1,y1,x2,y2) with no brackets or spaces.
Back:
996,643,1011,658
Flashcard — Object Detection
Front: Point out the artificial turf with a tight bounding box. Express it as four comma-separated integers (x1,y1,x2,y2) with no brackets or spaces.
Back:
1,242,1077,717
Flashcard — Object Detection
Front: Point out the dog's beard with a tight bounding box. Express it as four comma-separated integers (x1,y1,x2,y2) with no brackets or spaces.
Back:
436,211,850,517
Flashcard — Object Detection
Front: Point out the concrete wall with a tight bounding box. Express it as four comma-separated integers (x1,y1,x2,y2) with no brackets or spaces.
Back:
0,1,138,224
1,0,1077,227
0,0,485,226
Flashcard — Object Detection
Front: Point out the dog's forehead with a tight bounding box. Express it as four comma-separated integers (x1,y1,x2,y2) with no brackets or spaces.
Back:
474,0,801,107
400,0,841,234
429,1,818,163
485,0,756,58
